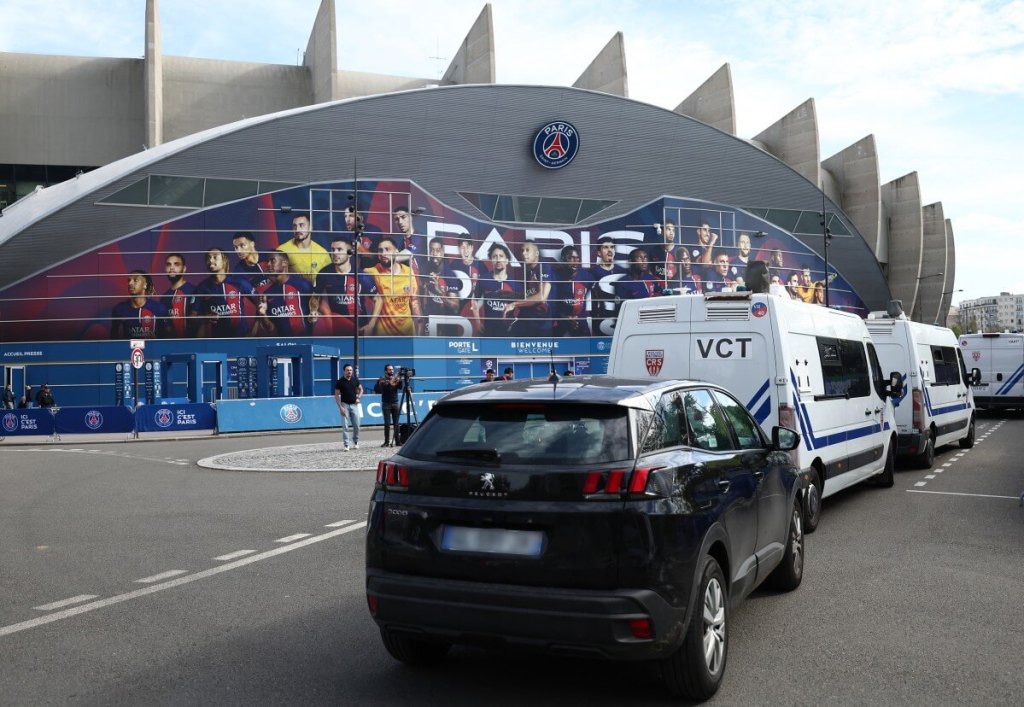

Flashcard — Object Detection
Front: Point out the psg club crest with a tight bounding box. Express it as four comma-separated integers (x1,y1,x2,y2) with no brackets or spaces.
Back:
85,410,104,430
751,302,768,318
155,408,174,428
2,412,17,433
532,120,580,170
280,403,303,424
972,351,981,361
645,349,665,376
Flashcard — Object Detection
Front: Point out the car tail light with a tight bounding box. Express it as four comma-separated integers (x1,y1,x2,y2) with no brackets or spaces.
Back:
583,468,660,498
376,461,409,490
366,593,378,616
912,389,924,431
629,617,652,640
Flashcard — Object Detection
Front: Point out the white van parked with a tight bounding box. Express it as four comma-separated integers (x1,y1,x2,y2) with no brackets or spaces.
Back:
608,291,902,532
866,311,978,467
958,333,1024,410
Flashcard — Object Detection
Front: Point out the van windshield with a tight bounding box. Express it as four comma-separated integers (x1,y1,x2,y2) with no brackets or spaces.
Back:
402,403,631,465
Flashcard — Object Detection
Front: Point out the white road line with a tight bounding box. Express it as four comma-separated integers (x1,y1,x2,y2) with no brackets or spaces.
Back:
943,463,953,467
213,549,257,561
275,533,312,543
924,475,936,479
914,481,928,487
33,595,99,611
136,570,188,584
907,490,1021,500
0,521,367,639
933,469,943,473
324,520,356,528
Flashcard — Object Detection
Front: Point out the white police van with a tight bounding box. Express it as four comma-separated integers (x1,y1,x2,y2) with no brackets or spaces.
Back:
608,291,902,532
866,310,978,467
958,333,1024,410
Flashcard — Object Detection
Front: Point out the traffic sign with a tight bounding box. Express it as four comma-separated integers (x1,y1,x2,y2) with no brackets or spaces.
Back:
130,339,146,350
131,347,145,369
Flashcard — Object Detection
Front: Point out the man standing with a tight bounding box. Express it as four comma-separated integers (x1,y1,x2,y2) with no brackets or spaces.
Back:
502,367,514,381
277,212,329,285
333,364,362,451
480,368,496,383
254,252,314,337
362,238,421,336
2,383,15,409
373,364,403,447
163,252,196,338
36,384,56,408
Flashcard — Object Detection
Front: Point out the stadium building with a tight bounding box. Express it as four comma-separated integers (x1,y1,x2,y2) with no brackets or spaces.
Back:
0,0,958,407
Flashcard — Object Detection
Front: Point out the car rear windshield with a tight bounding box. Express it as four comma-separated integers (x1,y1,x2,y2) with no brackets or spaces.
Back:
402,403,631,465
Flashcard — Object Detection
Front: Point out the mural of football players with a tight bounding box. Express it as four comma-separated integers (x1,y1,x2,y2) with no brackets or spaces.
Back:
472,243,523,337
451,234,485,334
589,235,628,336
111,270,169,339
508,241,553,337
613,248,661,301
192,247,260,338
648,219,678,287
392,206,424,272
163,252,196,338
347,205,382,269
277,212,330,285
674,246,703,294
703,250,738,293
311,238,364,336
253,251,313,337
363,237,421,336
732,232,752,273
551,244,596,337
686,222,719,265
420,237,460,323
232,231,272,291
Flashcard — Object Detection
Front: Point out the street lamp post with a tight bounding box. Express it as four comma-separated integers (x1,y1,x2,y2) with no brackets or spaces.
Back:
350,161,362,378
818,197,832,307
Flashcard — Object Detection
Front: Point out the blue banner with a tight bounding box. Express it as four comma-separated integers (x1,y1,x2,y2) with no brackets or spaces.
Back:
1,409,55,436
135,402,216,433
215,393,444,434
54,405,135,434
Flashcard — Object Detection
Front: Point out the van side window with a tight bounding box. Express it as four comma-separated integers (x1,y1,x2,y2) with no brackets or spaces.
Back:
640,391,688,453
931,346,961,386
682,389,734,452
817,337,870,398
955,347,970,384
711,390,765,450
866,343,887,400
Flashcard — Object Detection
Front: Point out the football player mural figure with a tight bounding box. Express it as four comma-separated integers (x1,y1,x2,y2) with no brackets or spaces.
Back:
507,241,553,337
613,249,661,302
363,237,421,336
191,247,261,338
253,251,313,337
551,244,595,337
472,243,522,337
163,252,196,338
111,270,169,339
311,238,366,336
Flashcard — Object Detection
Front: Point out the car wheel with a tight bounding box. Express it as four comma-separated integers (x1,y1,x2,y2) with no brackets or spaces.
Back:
876,441,895,488
917,431,935,469
765,498,804,591
803,468,822,534
959,416,976,449
661,555,728,701
379,628,451,666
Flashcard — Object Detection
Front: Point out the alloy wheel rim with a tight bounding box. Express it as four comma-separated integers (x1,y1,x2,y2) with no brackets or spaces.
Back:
790,509,804,575
702,577,726,675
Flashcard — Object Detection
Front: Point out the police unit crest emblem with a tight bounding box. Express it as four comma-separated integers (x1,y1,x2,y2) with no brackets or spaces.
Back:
645,349,665,376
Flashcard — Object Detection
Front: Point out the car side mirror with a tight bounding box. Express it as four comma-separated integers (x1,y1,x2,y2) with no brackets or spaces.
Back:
772,426,800,451
887,371,904,399
970,367,981,386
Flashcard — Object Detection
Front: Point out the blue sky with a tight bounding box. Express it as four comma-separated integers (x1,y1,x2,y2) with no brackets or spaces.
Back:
2,0,1022,308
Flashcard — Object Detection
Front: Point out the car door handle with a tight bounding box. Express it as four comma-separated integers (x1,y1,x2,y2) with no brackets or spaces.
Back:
874,408,882,413
752,470,765,480
717,479,731,493
865,409,873,416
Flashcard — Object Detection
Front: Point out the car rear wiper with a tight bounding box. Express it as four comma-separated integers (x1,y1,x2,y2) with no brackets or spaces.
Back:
435,447,501,465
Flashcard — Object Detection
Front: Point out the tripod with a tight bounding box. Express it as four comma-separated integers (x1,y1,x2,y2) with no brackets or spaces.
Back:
398,372,419,444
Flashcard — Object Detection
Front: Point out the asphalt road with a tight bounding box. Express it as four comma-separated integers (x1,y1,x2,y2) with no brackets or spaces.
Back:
1,414,1022,705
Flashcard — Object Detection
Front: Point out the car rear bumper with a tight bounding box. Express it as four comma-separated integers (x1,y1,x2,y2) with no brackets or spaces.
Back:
896,431,928,456
366,568,688,660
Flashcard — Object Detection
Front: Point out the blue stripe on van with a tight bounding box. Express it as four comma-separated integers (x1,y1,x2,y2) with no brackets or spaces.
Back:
788,369,890,449
746,379,770,411
996,363,1024,395
752,397,771,425
892,372,909,407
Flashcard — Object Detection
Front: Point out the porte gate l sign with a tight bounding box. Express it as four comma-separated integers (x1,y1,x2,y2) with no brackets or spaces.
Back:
131,347,145,370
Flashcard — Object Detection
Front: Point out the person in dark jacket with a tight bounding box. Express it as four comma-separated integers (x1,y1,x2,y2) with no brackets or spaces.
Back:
2,384,14,409
373,364,403,447
36,384,56,408
18,386,33,408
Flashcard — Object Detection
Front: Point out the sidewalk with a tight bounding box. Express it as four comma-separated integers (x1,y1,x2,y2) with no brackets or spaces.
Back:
198,440,397,472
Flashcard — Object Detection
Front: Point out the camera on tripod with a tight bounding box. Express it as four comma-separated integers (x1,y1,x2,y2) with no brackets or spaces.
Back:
398,366,415,378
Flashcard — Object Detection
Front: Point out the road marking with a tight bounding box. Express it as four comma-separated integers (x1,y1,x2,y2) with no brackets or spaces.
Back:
33,595,99,611
275,533,312,543
0,521,367,638
213,549,257,561
914,481,928,487
136,570,188,584
943,463,953,467
907,490,1020,500
925,475,936,479
324,519,356,528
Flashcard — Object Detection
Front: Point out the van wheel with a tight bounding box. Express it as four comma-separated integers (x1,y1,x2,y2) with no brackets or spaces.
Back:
802,469,822,534
661,555,728,700
917,431,935,469
380,628,451,666
876,443,895,487
765,499,804,591
959,416,976,449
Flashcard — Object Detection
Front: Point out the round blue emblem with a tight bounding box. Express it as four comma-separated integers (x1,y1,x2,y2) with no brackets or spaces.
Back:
751,302,768,319
280,404,303,424
532,120,580,170
155,408,174,428
85,410,104,430
2,412,17,433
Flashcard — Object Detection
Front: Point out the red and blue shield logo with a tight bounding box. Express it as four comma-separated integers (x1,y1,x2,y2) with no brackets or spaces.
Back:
532,120,580,170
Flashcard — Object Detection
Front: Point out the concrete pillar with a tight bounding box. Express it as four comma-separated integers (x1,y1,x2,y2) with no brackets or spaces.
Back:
919,202,947,324
144,0,163,147
674,63,736,135
938,218,956,325
881,172,924,319
752,98,820,186
442,4,495,85
573,32,628,97
305,0,337,103
821,135,882,258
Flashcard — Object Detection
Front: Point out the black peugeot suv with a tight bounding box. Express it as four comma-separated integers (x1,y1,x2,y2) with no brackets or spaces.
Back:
365,376,804,700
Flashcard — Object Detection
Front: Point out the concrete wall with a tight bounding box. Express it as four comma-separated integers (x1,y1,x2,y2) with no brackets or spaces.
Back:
441,3,495,85
882,172,924,316
144,0,163,147
304,0,337,104
573,33,628,97
919,201,947,323
674,63,736,135
333,70,437,100
752,98,820,186
939,218,956,324
821,135,882,258
161,57,311,142
0,53,145,166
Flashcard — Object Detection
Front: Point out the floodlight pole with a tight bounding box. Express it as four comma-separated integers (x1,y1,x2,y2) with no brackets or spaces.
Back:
820,192,832,308
352,159,362,378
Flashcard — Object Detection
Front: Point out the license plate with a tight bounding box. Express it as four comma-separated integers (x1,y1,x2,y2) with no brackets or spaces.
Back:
440,526,544,556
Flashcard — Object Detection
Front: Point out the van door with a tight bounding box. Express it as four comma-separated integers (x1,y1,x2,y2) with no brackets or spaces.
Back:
992,336,1024,403
927,345,970,445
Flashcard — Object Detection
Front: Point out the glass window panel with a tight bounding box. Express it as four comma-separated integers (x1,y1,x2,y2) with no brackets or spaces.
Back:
149,175,204,207
683,389,735,452
711,390,765,450
513,196,541,222
794,211,825,234
204,179,257,205
763,209,801,233
493,195,516,221
577,199,617,221
535,198,581,224
98,177,150,205
826,214,851,236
